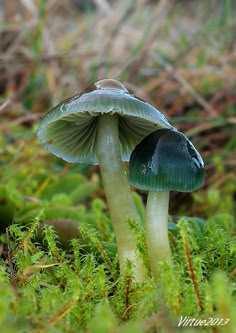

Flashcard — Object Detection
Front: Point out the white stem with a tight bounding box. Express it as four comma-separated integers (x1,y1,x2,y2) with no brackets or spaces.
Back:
96,113,146,282
146,191,172,278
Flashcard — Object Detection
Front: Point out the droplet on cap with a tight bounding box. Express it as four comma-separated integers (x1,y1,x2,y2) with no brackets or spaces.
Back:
84,79,129,93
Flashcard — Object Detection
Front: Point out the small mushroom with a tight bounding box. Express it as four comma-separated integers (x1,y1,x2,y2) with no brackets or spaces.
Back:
37,79,173,281
128,128,205,278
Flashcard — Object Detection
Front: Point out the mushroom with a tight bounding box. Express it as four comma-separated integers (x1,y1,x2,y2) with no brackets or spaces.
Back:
37,79,174,281
128,128,205,278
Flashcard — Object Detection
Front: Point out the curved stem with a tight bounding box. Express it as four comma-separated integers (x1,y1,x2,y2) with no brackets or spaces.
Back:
146,191,172,278
96,113,146,282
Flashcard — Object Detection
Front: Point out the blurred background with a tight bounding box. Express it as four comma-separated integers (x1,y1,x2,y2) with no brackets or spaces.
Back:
0,0,235,226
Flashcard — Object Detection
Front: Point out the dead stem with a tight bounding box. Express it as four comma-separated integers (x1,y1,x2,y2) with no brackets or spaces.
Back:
184,237,204,313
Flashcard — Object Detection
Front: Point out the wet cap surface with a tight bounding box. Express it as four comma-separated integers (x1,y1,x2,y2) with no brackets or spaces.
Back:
129,128,205,192
37,79,174,164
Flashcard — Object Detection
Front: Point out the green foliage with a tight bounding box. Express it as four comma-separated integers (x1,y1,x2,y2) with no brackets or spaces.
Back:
0,105,235,333
0,206,235,332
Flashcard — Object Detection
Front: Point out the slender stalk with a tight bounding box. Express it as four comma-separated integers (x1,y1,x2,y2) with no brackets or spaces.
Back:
146,191,172,278
96,113,146,282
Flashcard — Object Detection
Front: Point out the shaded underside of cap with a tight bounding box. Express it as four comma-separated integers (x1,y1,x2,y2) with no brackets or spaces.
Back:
128,129,205,192
37,88,174,164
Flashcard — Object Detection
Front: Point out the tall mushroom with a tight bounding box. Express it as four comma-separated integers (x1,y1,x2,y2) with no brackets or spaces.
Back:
37,79,174,281
128,128,205,278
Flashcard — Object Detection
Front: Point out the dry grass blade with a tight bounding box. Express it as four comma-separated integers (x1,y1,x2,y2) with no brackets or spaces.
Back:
151,53,218,117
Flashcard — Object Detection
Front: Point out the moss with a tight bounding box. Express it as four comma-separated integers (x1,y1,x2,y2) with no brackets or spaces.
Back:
0,209,235,333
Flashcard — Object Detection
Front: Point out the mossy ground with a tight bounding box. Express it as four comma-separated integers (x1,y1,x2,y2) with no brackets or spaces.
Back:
0,1,235,332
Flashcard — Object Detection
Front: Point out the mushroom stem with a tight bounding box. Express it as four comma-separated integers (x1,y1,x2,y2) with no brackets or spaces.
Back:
96,113,146,282
146,191,172,278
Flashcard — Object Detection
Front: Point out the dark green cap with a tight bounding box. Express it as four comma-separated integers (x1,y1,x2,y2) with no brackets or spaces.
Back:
129,128,205,192
37,79,174,164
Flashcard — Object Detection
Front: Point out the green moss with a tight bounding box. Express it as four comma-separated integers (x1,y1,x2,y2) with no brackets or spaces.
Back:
0,209,235,332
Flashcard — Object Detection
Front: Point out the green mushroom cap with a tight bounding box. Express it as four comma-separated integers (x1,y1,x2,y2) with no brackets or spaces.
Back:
37,79,174,164
129,128,205,192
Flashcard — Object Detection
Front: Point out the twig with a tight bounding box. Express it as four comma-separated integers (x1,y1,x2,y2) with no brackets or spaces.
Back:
122,303,137,321
20,0,38,15
11,114,41,126
23,196,41,203
0,99,12,115
152,53,218,117
34,298,79,333
114,0,168,79
95,241,113,273
228,267,236,282
184,237,204,313
94,0,112,15
2,151,48,184
125,274,132,320
6,228,15,282
203,240,236,254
